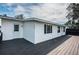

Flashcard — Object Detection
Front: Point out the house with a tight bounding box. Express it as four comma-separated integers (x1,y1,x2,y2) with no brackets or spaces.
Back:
0,16,66,44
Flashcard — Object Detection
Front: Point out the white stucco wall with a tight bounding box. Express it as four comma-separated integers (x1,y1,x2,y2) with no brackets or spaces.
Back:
23,22,35,44
35,22,65,44
1,19,23,41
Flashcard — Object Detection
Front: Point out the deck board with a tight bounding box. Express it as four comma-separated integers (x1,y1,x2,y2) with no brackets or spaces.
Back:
48,36,79,55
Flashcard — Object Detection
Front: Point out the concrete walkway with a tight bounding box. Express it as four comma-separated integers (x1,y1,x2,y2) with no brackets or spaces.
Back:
48,35,79,55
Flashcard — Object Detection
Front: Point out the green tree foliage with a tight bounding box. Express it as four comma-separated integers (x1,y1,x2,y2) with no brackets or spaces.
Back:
66,3,79,29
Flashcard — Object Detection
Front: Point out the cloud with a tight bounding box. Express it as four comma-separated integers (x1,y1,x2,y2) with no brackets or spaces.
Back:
14,5,32,17
4,3,69,24
14,5,26,15
6,3,41,17
30,3,69,24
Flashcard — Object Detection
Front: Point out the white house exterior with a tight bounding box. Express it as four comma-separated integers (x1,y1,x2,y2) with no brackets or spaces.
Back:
0,16,66,44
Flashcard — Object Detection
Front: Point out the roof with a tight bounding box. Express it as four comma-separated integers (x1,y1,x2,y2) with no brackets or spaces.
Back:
0,15,24,22
0,16,65,27
25,18,65,27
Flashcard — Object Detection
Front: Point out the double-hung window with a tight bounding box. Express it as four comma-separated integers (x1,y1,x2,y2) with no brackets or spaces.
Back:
44,24,52,34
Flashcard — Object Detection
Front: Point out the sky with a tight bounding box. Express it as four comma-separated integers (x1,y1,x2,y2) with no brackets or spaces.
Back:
0,3,69,24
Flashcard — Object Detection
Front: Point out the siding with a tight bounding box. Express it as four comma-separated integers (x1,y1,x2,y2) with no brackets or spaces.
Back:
1,19,65,44
35,22,65,44
23,22,35,44
1,19,23,41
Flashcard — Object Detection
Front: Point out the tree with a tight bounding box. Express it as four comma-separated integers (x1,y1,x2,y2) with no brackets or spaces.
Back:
66,3,79,29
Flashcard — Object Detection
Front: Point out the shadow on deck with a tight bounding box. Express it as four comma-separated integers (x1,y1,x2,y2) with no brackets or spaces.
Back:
0,35,71,55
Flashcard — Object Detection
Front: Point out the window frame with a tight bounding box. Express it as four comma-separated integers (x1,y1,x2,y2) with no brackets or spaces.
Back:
44,24,52,34
63,27,65,32
14,24,19,32
57,26,60,33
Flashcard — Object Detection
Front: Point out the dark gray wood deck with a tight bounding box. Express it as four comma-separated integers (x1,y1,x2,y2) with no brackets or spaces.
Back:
0,35,71,55
48,35,79,55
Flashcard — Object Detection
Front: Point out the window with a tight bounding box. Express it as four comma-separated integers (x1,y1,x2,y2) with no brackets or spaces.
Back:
14,25,19,31
63,27,65,32
44,24,46,33
44,24,52,34
58,26,60,33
